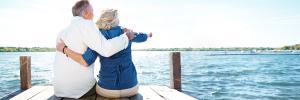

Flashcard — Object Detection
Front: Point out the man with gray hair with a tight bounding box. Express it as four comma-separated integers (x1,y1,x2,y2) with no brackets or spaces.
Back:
53,0,134,98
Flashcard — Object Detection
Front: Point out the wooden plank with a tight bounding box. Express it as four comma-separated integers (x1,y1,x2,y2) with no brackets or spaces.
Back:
169,52,181,91
150,86,197,100
47,95,62,100
10,86,48,100
129,93,143,100
20,56,31,90
96,95,130,100
11,85,196,100
29,86,97,100
29,86,54,100
79,94,96,100
135,86,164,100
95,86,164,100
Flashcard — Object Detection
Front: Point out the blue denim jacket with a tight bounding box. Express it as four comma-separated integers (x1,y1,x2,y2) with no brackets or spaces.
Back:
82,26,148,90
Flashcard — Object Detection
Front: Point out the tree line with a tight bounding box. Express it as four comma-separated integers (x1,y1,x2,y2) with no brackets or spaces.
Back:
0,44,299,52
0,47,55,52
281,44,300,50
134,47,275,51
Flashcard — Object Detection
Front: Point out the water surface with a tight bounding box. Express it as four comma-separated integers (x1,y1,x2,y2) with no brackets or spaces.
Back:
1,51,300,99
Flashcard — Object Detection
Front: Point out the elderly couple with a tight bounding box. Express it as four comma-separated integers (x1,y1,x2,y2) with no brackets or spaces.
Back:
53,0,152,99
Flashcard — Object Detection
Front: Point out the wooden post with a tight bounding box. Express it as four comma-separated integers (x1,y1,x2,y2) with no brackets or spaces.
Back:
20,56,31,90
169,52,181,91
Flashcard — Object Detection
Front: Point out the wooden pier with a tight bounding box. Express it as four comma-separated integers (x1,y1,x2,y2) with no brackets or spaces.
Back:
2,52,197,100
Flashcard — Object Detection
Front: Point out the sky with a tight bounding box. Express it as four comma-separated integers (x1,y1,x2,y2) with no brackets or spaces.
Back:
0,0,300,48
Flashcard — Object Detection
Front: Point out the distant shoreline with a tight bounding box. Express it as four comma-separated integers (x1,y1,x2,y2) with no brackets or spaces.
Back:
0,47,55,52
133,47,275,51
0,44,300,52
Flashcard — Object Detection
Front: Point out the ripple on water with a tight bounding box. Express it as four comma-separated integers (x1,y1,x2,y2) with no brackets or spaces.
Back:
2,52,300,99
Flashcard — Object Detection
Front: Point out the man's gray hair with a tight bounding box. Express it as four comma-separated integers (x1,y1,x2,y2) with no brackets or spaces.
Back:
72,0,90,16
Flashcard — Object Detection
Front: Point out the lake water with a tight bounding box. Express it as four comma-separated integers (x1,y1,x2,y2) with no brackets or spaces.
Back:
1,51,300,99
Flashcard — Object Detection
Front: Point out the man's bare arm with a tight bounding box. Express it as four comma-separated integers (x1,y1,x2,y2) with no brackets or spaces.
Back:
57,39,88,67
64,48,88,67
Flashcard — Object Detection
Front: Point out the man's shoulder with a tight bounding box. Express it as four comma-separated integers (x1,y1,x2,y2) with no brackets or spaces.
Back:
73,17,93,25
56,29,66,42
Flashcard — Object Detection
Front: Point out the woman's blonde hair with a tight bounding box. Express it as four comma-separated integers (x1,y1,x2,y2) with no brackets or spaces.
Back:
96,9,119,30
